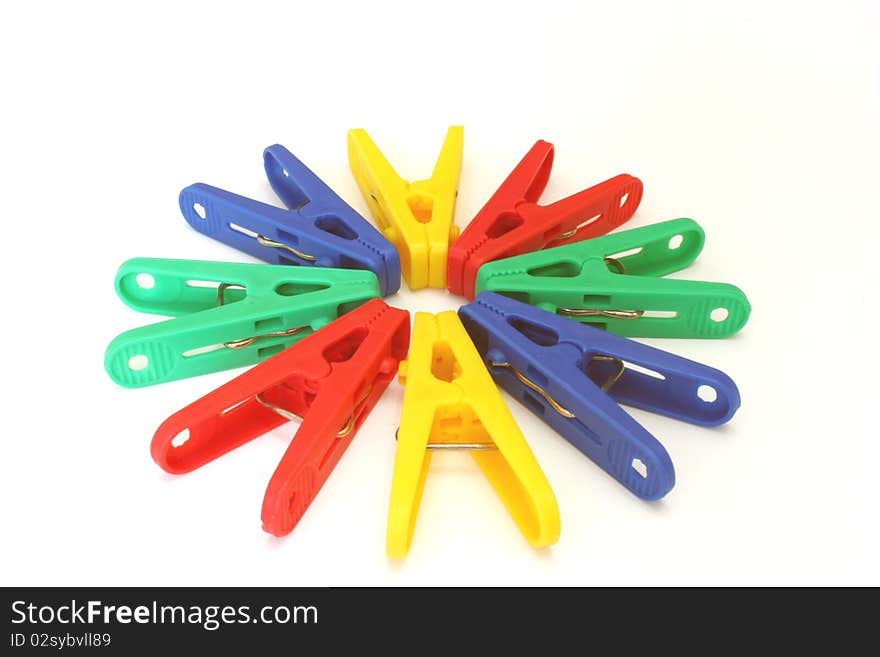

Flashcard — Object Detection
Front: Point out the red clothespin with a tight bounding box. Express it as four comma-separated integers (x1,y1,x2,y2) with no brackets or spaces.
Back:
447,140,644,299
151,298,410,537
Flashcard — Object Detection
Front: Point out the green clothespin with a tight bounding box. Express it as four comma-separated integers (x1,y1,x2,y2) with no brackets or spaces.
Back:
105,258,380,387
474,218,750,338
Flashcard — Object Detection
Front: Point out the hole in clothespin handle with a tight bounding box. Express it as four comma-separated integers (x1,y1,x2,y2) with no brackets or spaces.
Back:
135,273,155,289
486,212,524,239
710,308,729,322
697,385,718,403
128,354,148,371
631,458,648,478
406,193,434,224
171,429,190,448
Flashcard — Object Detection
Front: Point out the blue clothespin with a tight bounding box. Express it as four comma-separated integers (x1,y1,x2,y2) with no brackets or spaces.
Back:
458,292,741,500
179,145,401,296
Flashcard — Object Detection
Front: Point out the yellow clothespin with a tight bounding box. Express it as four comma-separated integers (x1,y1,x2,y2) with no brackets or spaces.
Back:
387,310,560,558
347,127,463,290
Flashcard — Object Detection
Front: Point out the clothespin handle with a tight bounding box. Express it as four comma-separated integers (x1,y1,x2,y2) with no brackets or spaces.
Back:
410,126,464,289
461,292,741,500
105,258,379,387
348,127,463,289
481,343,677,500
548,276,750,338
179,183,323,265
113,257,247,316
261,144,403,296
495,139,555,203
444,141,553,298
566,219,748,338
260,369,392,536
388,311,559,557
477,218,751,338
263,144,330,213
261,301,409,536
575,217,705,277
538,173,644,245
575,333,741,427
153,298,410,537
460,294,677,499
483,289,741,427
414,126,465,216
466,140,640,244
347,128,407,240
151,368,295,475
106,258,267,387
447,139,642,298
178,146,400,296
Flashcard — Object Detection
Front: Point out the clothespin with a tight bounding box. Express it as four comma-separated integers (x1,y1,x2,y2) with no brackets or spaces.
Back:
179,144,401,296
151,299,410,537
347,127,463,290
475,218,751,338
447,139,643,298
105,258,379,387
387,310,560,558
459,292,741,500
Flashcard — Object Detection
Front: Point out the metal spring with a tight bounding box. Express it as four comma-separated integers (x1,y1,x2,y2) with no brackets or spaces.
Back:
556,256,647,319
255,384,373,439
222,327,307,350
215,282,307,351
392,357,627,449
557,308,645,320
256,235,317,263
490,356,626,418
394,429,497,451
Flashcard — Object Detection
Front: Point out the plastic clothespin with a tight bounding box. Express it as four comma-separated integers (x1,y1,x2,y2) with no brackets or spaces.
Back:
459,292,741,500
151,299,410,537
475,218,751,338
105,258,379,388
179,144,401,296
347,127,463,290
387,310,560,558
447,140,643,299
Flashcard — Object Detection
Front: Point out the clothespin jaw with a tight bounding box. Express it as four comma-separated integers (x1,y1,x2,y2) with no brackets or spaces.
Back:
105,258,380,388
459,293,741,500
151,299,411,537
178,144,401,296
387,310,560,558
347,127,463,290
447,139,643,299
475,218,751,338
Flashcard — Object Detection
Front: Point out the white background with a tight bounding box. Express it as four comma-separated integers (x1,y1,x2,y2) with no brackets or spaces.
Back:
1,1,877,586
